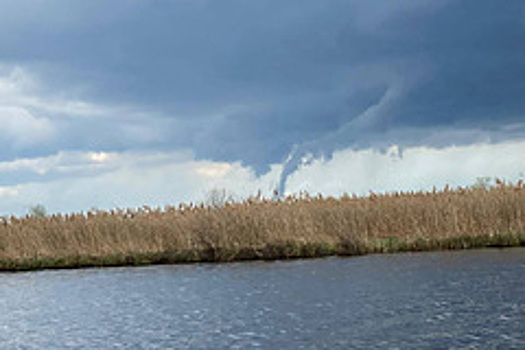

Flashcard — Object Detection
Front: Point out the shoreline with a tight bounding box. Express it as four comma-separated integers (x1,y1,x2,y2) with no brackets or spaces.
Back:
2,184,524,272
1,232,523,272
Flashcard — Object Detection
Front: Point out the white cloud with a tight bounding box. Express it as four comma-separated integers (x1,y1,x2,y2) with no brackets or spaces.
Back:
0,106,55,149
89,152,112,163
0,151,119,176
286,140,525,196
1,140,524,216
0,64,137,120
0,150,281,216
0,186,21,198
0,66,57,151
194,163,232,179
0,64,176,156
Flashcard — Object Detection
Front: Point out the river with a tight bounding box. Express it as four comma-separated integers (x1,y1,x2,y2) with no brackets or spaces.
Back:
1,248,524,349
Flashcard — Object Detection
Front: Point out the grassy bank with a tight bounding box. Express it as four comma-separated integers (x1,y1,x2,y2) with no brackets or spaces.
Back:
1,183,524,271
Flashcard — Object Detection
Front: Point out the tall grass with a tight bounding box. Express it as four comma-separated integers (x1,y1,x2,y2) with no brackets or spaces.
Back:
1,183,524,271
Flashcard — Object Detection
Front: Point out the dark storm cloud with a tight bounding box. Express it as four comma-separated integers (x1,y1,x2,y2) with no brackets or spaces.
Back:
1,0,524,179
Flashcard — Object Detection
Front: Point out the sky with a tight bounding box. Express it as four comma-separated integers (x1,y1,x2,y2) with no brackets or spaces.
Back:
1,0,525,215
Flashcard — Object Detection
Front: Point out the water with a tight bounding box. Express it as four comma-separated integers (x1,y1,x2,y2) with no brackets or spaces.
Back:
1,248,524,349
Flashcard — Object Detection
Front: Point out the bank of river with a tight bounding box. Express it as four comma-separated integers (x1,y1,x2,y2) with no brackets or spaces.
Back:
2,185,524,271
1,248,523,349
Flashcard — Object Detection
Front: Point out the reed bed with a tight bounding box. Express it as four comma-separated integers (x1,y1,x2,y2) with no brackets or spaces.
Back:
1,183,524,271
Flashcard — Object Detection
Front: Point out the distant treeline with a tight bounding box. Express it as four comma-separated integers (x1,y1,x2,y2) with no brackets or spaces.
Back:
1,182,524,271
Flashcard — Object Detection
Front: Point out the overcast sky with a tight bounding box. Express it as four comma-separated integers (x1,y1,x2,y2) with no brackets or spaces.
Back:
1,0,525,215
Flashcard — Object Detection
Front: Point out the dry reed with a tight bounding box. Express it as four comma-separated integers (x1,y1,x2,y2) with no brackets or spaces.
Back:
1,183,524,271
